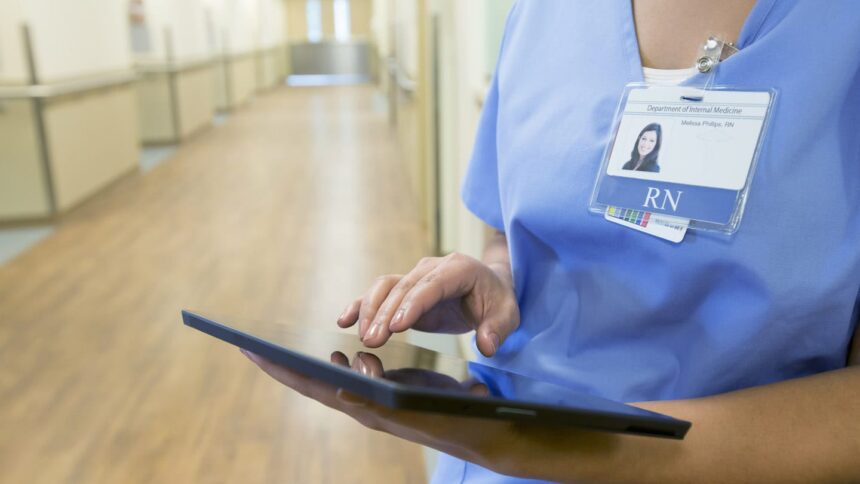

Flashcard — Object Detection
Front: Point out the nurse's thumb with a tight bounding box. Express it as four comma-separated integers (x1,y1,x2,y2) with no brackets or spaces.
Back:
476,316,518,358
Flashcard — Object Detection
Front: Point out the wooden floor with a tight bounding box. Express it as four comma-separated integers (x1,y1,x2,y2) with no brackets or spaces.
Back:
0,86,429,483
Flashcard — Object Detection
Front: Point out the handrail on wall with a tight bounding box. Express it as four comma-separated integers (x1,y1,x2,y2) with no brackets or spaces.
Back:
135,57,217,75
396,66,417,94
388,57,416,94
0,70,137,100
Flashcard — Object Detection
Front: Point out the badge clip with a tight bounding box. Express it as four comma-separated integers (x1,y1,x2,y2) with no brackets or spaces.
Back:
696,36,738,73
690,36,739,92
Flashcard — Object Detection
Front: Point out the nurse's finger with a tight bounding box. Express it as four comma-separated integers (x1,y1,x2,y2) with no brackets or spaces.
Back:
363,258,440,347
330,351,350,367
245,351,383,427
336,388,370,407
467,382,490,397
357,275,402,341
388,257,473,334
351,352,373,377
474,307,519,357
242,350,339,407
336,298,362,328
356,351,385,377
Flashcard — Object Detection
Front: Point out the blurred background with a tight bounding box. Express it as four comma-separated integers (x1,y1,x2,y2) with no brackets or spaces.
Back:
0,0,513,482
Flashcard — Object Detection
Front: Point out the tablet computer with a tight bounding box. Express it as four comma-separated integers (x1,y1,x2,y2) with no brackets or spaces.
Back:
182,310,691,439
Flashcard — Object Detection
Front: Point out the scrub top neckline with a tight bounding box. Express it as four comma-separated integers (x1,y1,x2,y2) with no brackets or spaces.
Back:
642,66,699,86
623,0,778,83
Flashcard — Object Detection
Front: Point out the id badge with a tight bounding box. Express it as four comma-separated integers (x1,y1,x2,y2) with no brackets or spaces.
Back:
590,85,776,234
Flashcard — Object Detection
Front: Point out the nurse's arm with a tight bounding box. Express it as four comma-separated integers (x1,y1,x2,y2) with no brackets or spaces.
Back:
519,327,860,482
616,365,860,483
533,325,860,483
489,360,860,483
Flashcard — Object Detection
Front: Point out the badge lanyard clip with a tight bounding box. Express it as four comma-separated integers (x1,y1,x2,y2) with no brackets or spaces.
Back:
691,35,739,91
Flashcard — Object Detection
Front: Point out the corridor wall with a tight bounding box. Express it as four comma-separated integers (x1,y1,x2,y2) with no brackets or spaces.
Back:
0,0,137,220
134,0,216,144
206,0,288,112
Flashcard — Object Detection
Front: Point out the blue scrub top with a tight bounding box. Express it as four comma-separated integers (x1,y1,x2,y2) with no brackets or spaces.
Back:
433,1,860,482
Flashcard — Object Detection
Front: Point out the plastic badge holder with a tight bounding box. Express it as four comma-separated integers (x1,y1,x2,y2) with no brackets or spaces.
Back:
589,37,777,234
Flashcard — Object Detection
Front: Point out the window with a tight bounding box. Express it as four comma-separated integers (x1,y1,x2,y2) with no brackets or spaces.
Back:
333,0,351,42
306,0,323,43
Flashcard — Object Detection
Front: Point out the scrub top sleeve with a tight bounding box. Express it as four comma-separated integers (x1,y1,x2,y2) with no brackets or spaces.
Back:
460,73,506,233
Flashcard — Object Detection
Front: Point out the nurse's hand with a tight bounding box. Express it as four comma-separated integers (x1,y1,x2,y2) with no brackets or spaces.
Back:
336,253,519,357
241,349,606,481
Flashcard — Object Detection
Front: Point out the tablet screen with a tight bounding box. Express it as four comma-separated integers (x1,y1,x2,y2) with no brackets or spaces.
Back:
184,311,690,438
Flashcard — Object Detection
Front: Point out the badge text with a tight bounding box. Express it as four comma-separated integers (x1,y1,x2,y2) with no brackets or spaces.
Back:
643,187,683,212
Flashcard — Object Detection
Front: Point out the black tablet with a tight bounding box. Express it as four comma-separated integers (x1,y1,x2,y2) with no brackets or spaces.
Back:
182,310,691,439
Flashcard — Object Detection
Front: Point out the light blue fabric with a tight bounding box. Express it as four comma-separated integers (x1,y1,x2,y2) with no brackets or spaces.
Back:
432,1,860,482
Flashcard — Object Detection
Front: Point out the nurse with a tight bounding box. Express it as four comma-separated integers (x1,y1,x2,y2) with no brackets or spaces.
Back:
245,0,860,482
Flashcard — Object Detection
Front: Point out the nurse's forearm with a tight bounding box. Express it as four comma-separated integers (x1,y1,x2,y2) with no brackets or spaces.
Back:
513,366,860,483
482,230,512,285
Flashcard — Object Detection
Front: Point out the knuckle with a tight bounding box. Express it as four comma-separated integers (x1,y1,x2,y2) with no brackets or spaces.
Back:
445,251,471,265
416,256,439,268
372,275,391,286
370,275,401,293
374,305,390,320
420,271,438,285
401,271,423,287
400,292,418,309
390,275,411,292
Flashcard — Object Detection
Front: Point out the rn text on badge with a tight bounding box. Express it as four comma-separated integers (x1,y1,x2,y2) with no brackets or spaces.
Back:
643,187,683,212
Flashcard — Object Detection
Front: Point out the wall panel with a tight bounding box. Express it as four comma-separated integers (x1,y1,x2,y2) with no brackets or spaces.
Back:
136,72,176,143
45,85,138,211
229,55,257,107
176,66,215,139
0,99,50,218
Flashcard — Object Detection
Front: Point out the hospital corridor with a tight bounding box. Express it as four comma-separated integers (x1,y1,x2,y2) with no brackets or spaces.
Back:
0,1,512,482
5,1,858,483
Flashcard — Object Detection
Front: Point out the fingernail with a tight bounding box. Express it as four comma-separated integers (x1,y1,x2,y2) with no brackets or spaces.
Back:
489,333,500,354
337,305,351,322
359,318,371,341
357,356,370,375
390,308,405,329
366,323,381,341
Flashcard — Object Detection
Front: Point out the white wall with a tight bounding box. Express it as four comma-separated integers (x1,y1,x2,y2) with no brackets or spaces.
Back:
0,0,288,81
0,0,27,83
370,0,390,57
203,0,284,55
484,0,514,77
137,0,213,62
393,0,418,79
258,0,286,48
449,0,492,259
23,0,132,82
